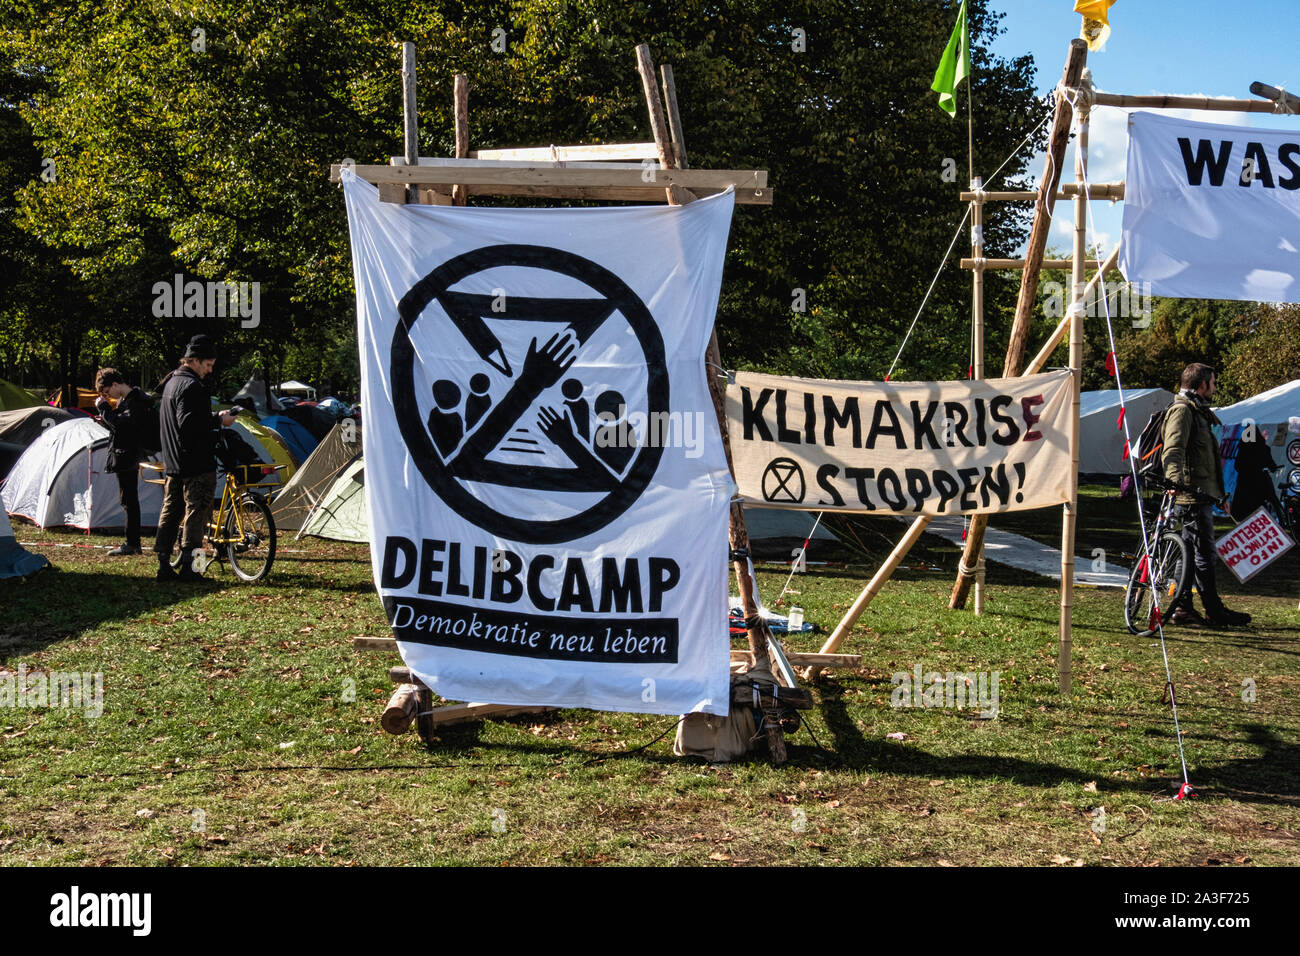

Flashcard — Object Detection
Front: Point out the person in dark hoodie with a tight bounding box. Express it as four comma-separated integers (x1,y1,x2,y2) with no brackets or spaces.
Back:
1232,425,1280,522
94,368,152,556
153,335,237,582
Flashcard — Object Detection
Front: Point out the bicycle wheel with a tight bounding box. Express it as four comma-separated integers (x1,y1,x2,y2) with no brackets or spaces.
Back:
1124,532,1190,636
223,493,276,582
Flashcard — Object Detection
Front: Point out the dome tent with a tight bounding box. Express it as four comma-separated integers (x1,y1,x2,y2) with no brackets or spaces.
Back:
2,418,164,530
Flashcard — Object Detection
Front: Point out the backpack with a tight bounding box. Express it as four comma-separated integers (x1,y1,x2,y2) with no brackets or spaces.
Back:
1133,405,1172,477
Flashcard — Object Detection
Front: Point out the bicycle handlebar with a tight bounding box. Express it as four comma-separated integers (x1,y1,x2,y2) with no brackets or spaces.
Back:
1142,472,1221,504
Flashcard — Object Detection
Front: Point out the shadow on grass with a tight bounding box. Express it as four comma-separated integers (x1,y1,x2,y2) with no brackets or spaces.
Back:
1193,724,1300,807
1,567,235,660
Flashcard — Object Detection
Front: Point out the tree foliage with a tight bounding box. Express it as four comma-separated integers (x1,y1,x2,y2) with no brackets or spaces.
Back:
2,0,1047,399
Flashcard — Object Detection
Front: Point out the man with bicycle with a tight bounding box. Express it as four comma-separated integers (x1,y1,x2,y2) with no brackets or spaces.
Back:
153,335,238,582
1163,363,1251,627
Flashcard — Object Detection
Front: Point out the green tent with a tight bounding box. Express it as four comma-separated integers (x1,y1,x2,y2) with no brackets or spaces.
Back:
299,459,368,544
0,379,43,411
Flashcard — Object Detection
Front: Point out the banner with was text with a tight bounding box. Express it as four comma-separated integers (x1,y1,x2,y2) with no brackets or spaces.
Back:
342,170,736,716
1121,111,1300,302
726,370,1074,515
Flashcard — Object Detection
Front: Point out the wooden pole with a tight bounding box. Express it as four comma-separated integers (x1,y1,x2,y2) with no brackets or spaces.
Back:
816,516,934,657
635,44,695,206
950,39,1087,612
1058,98,1089,696
1089,91,1278,112
661,64,688,168
401,41,418,204
453,73,469,205
971,177,986,615
1025,244,1121,375
1250,81,1300,114
959,182,1124,201
635,43,787,761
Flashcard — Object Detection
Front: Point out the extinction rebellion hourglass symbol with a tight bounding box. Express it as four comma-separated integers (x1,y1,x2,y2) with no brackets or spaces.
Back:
391,244,670,545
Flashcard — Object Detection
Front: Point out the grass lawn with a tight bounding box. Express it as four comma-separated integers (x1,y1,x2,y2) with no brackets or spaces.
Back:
2,493,1297,866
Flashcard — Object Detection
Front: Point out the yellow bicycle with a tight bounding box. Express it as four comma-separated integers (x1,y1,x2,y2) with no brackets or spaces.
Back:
142,460,283,582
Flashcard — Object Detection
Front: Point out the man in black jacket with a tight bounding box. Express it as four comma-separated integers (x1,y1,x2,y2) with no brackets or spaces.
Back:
153,335,237,582
94,368,153,556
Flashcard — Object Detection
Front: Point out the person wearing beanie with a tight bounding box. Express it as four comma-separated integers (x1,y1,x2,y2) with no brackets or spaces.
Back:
153,334,237,582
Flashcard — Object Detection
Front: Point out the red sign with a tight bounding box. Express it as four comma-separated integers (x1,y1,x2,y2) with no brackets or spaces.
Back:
1215,507,1295,583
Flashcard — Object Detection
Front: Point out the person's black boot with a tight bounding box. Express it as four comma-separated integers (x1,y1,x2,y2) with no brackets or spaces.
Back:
177,549,205,582
156,553,178,581
1207,606,1251,626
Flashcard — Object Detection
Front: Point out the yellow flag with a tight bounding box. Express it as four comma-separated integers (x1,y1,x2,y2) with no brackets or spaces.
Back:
1074,0,1116,52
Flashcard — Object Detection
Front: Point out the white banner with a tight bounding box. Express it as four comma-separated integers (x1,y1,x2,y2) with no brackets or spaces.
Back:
342,170,736,716
1121,111,1300,302
726,370,1074,515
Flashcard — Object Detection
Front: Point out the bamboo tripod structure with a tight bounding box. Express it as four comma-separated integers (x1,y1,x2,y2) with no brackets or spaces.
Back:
341,42,811,762
816,39,1296,690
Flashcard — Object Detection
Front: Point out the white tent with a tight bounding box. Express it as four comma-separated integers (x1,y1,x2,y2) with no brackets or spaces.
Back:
275,380,316,400
1,418,164,530
1215,379,1300,500
1078,388,1175,475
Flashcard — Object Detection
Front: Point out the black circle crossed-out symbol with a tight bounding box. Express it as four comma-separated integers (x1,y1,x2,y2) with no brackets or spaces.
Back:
761,457,806,504
391,244,669,545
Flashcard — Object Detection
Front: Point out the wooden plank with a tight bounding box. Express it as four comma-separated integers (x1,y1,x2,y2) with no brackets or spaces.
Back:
731,650,860,668
425,702,553,726
354,635,396,652
331,163,765,191
377,182,407,204
951,39,1087,612
457,183,773,204
471,142,660,162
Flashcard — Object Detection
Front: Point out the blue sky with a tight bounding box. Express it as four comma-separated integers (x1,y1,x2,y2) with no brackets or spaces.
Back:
976,1,1300,252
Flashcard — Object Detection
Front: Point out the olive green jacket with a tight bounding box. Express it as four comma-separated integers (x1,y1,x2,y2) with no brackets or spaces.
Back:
1161,391,1224,503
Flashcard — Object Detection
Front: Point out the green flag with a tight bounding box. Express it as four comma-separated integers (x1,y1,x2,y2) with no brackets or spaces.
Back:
931,0,970,118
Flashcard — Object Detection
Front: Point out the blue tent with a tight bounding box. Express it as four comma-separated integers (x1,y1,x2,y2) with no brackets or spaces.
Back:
1,510,48,579
260,414,319,464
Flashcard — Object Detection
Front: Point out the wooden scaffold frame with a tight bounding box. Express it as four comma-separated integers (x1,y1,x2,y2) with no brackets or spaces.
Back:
811,38,1300,693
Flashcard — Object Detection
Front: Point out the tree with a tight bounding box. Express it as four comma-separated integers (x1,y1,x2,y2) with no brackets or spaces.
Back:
1222,303,1300,399
3,0,1046,395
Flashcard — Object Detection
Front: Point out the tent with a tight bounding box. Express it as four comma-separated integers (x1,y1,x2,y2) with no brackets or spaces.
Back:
1078,388,1176,475
299,459,368,543
2,418,164,530
1215,379,1300,501
1,407,79,479
230,371,283,418
270,422,361,533
742,504,845,560
276,380,316,400
228,418,298,489
0,509,48,579
279,402,336,441
0,378,43,410
258,414,318,464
